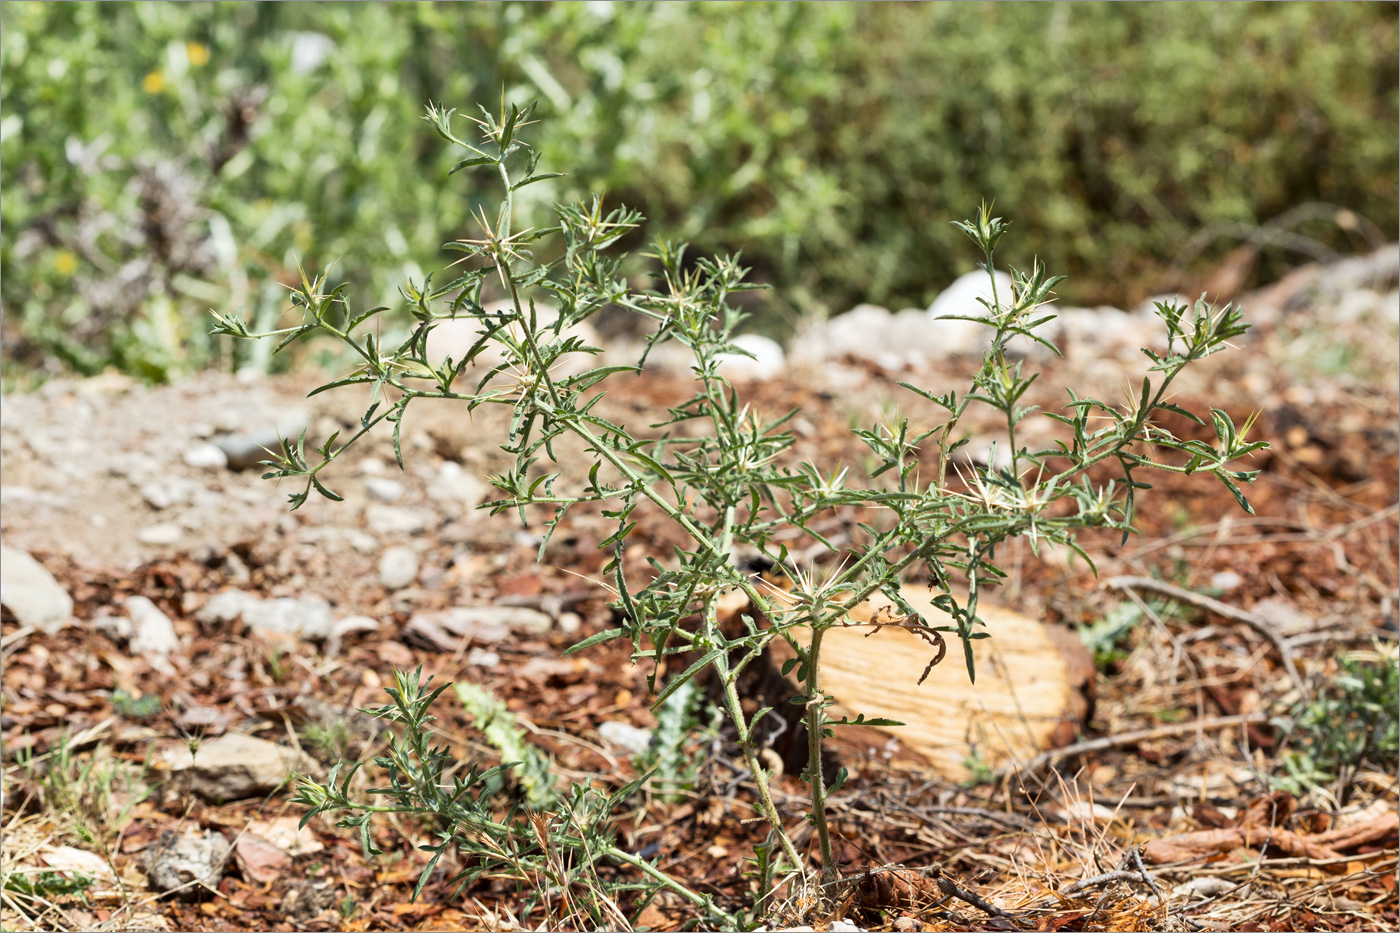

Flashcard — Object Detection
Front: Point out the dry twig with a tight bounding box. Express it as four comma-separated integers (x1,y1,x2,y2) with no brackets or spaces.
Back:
1104,575,1308,697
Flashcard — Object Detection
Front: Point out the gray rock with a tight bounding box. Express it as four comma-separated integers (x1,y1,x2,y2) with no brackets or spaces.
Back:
403,605,552,651
126,596,180,660
161,732,314,801
212,409,310,470
182,442,228,470
378,546,419,590
142,829,231,897
365,504,427,535
137,523,183,546
0,545,73,634
597,720,654,756
364,477,405,502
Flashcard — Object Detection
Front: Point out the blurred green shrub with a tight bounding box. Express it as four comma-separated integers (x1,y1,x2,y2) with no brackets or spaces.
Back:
3,1,1395,381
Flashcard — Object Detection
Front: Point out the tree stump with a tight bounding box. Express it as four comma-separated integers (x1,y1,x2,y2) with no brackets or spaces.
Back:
727,586,1093,782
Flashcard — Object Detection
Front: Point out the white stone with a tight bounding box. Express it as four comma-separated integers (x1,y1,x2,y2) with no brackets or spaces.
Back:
365,504,427,536
597,720,654,756
716,334,786,380
182,442,228,470
1210,571,1243,592
140,478,198,510
929,268,1015,322
364,477,405,502
0,544,73,633
427,461,489,509
467,648,501,667
828,921,867,933
126,595,180,659
197,590,333,640
137,523,183,545
346,530,379,554
825,303,893,362
379,545,420,590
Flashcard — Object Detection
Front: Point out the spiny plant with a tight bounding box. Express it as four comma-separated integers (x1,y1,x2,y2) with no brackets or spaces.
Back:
217,98,1266,926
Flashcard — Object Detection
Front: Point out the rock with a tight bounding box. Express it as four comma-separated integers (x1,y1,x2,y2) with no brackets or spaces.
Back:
197,590,333,641
557,611,582,635
364,477,405,502
161,732,313,801
139,478,198,510
716,334,786,380
427,461,490,509
0,545,73,634
365,504,427,536
403,605,553,651
182,442,228,470
378,545,419,589
597,721,653,756
826,303,894,363
126,596,180,661
212,409,310,471
92,610,135,643
325,615,380,657
0,485,68,510
175,705,231,735
1211,571,1244,592
929,268,1015,321
142,829,231,897
137,523,183,546
466,648,501,667
1170,876,1240,901
829,921,867,933
342,530,377,554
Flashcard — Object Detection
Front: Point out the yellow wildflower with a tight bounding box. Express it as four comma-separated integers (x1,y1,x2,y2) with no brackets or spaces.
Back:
141,69,165,94
54,250,77,276
186,42,209,66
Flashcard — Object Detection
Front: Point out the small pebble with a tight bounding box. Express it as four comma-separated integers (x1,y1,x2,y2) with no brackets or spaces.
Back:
364,477,405,502
138,523,183,545
182,442,228,470
379,546,420,590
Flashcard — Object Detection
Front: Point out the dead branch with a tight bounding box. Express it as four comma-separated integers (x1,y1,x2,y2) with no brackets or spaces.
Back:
1003,712,1269,776
1103,575,1308,698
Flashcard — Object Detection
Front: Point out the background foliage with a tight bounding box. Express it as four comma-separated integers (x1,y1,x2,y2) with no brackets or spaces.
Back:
3,0,1396,381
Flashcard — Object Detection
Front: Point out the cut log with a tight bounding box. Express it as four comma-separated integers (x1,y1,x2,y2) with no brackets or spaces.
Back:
730,586,1093,782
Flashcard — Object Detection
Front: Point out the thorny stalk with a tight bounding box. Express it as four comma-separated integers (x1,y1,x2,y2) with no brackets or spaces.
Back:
217,99,1266,925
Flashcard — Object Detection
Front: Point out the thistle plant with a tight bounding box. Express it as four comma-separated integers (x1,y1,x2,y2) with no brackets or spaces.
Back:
217,99,1266,923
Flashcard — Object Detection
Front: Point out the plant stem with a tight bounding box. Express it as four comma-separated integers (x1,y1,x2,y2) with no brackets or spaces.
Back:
803,625,835,881
712,637,805,874
604,843,738,928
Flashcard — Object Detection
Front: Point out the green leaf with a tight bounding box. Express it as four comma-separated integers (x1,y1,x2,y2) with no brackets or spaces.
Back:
449,155,496,175
651,649,725,710
563,627,628,655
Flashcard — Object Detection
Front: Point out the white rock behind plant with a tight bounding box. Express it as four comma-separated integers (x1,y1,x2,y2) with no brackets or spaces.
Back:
0,544,73,634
